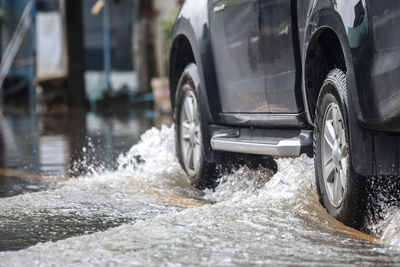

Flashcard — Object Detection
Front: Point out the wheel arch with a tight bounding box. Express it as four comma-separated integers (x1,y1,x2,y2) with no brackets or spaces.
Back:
168,2,222,124
304,27,347,124
169,34,196,111
169,8,224,161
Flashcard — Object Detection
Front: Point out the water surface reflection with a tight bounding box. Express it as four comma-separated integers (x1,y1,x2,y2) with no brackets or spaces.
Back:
0,109,156,197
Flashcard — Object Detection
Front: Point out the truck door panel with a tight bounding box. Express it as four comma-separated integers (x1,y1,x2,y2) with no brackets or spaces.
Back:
210,0,269,113
260,0,301,113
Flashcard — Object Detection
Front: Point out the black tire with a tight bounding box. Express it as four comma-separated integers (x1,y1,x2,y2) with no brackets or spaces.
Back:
314,69,367,229
174,63,220,189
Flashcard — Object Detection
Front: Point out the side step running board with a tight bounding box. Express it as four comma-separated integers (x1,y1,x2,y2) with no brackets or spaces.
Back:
211,129,313,157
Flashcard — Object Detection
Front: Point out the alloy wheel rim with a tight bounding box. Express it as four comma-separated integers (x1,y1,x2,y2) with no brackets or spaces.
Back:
179,88,202,177
321,103,348,208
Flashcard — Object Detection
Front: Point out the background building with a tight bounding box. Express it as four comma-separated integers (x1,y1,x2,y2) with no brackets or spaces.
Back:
0,0,181,111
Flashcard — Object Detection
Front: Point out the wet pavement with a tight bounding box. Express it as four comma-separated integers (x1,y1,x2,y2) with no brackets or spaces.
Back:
0,108,155,197
1,108,400,265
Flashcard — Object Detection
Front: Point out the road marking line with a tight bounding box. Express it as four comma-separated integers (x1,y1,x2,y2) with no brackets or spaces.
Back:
0,168,69,182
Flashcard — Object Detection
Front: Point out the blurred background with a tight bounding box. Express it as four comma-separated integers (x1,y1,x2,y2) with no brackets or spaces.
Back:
0,0,184,196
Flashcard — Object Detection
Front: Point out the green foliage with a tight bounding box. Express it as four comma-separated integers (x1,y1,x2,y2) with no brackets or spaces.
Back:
162,9,177,45
0,8,3,29
162,6,180,69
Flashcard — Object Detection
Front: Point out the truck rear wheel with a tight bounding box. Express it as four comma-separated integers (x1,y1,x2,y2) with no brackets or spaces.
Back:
314,69,367,229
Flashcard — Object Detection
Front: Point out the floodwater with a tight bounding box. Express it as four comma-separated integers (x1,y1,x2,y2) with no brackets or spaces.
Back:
1,109,400,265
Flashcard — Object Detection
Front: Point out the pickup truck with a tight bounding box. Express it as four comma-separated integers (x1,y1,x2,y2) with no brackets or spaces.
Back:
168,0,400,229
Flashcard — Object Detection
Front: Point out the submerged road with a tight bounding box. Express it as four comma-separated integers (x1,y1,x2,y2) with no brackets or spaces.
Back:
0,111,400,265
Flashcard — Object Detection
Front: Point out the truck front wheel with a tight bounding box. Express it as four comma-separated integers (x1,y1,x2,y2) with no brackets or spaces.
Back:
174,63,220,189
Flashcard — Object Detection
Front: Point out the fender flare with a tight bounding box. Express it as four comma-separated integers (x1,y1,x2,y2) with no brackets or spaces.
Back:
303,7,374,176
169,3,222,124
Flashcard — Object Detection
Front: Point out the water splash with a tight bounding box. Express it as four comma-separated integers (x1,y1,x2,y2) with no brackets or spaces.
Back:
117,125,183,180
365,175,400,247
1,125,400,265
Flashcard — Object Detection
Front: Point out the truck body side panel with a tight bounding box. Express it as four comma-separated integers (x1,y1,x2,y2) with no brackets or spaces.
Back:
355,1,400,131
